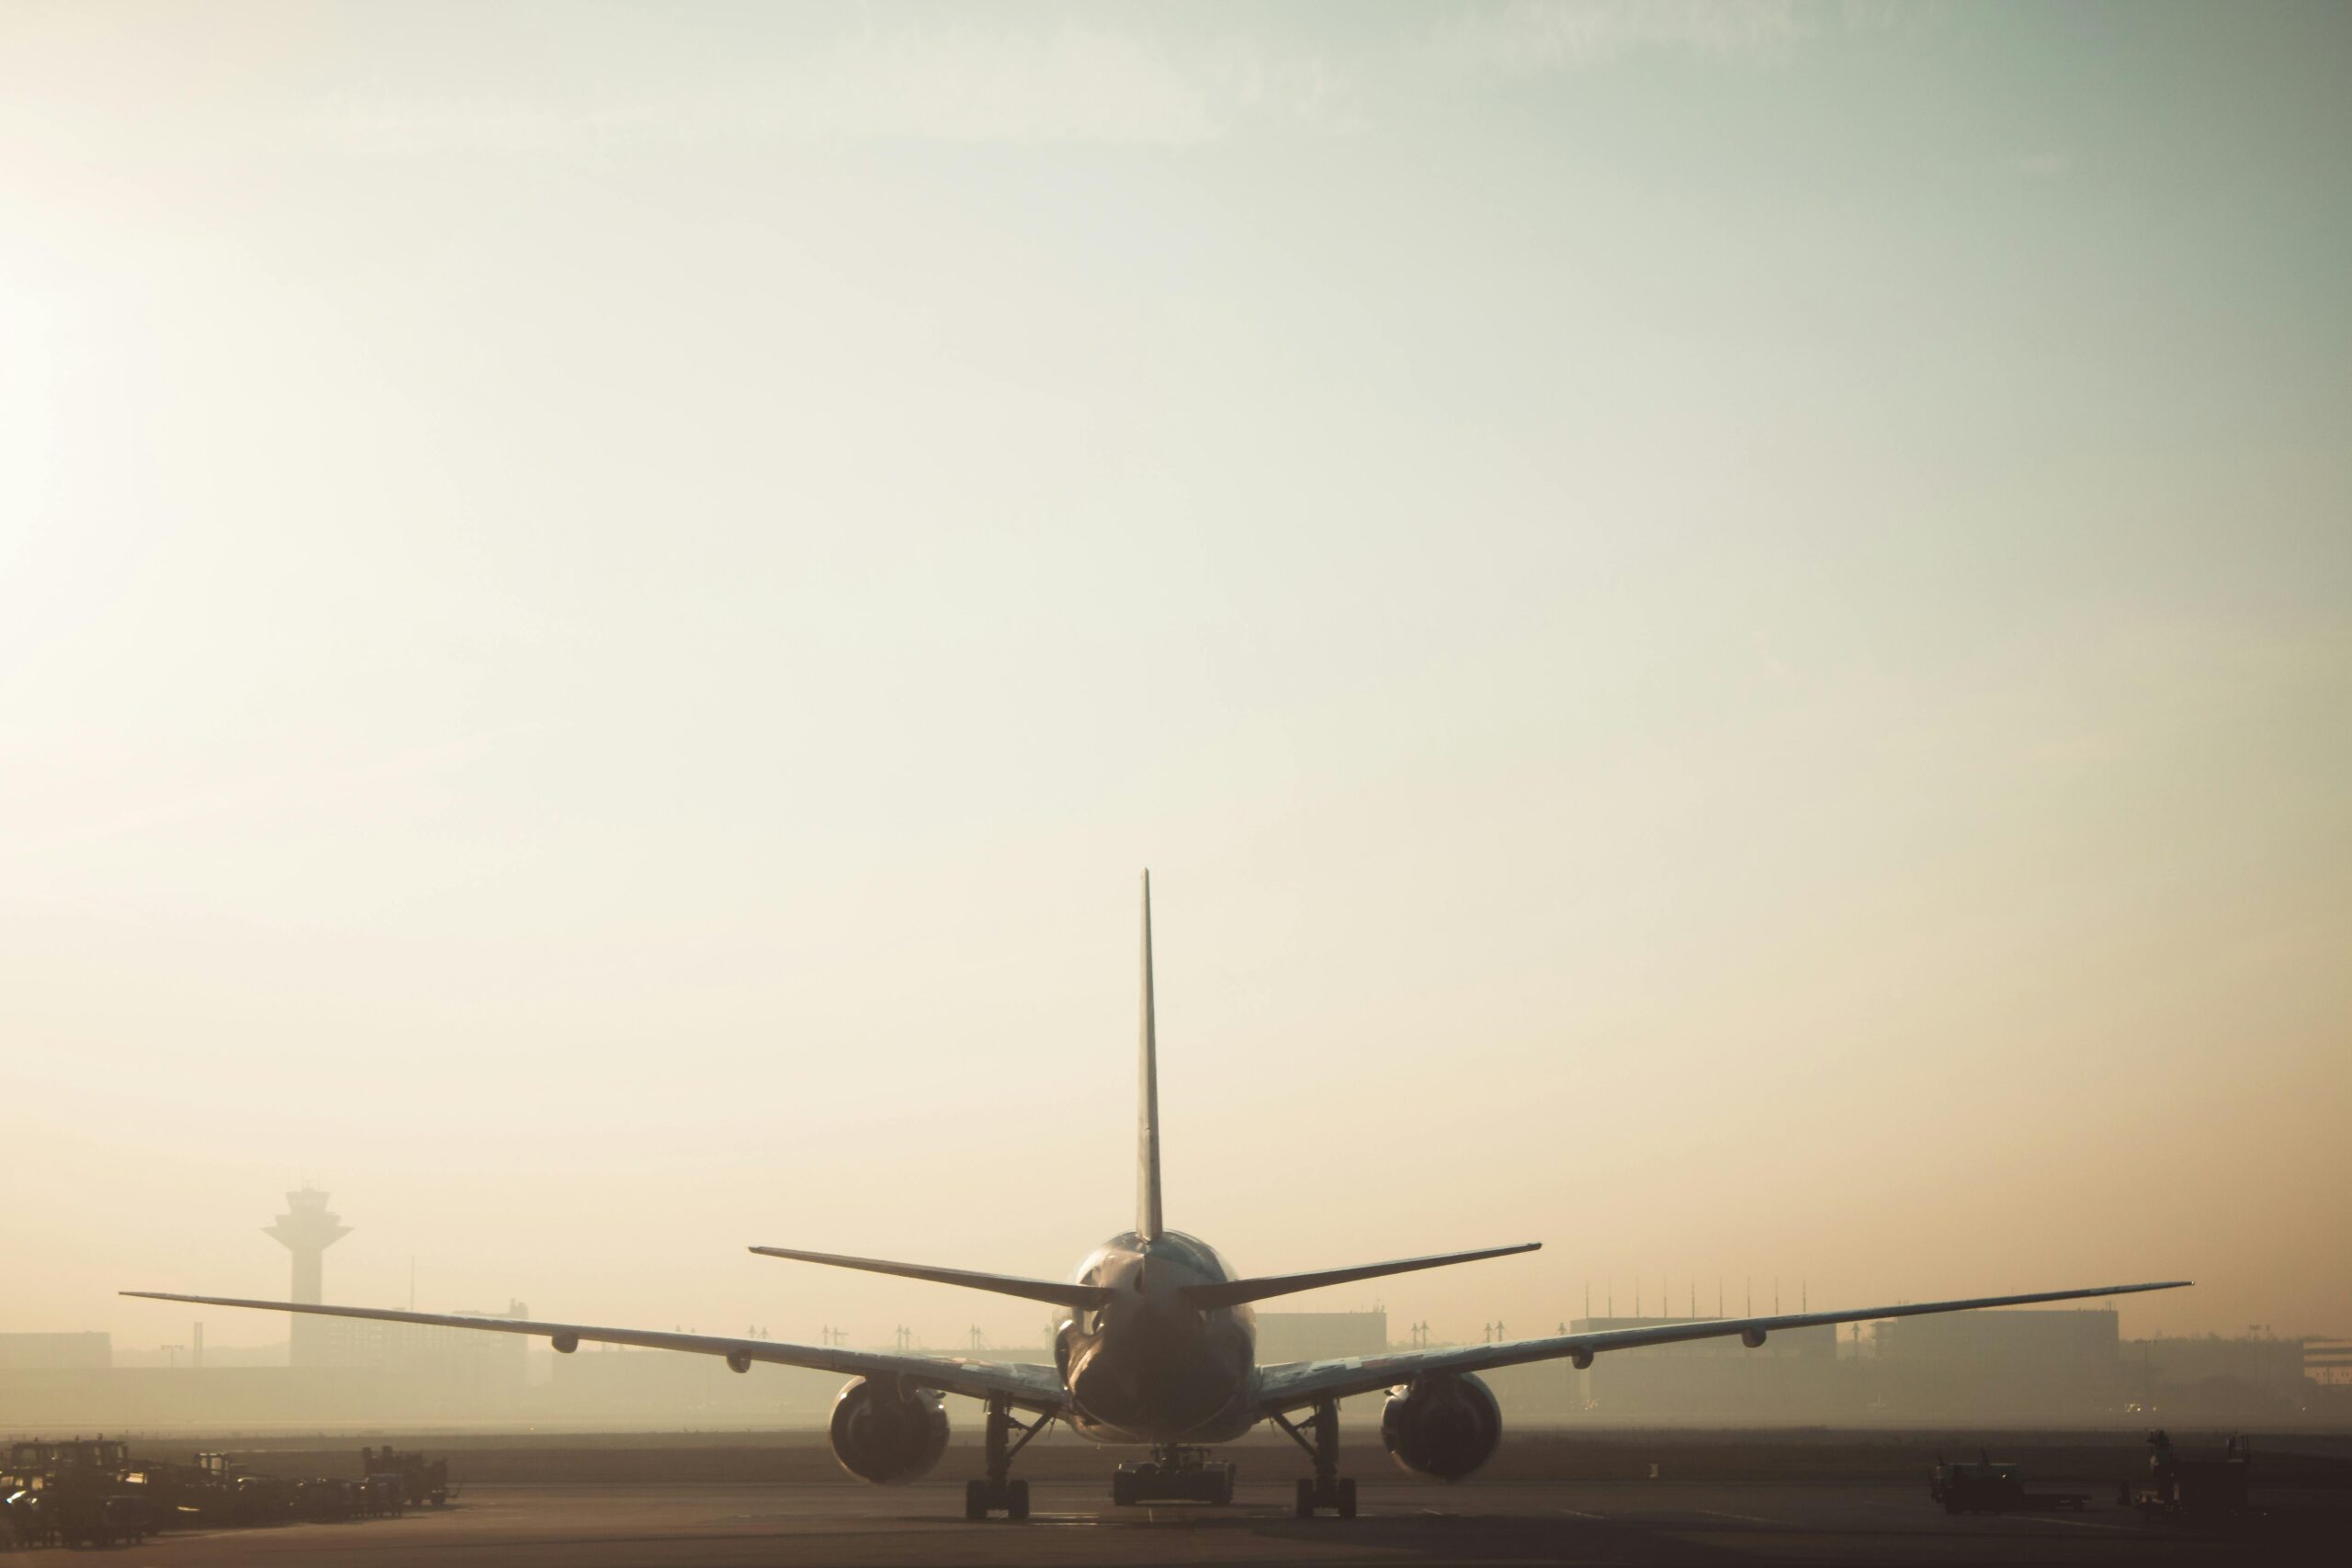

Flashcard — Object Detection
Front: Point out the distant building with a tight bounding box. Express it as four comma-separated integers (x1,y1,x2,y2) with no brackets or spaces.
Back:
1254,1312,1386,1363
1871,1307,2123,1417
2304,1338,2352,1388
2122,1333,2314,1416
543,1343,835,1424
1567,1315,1841,1420
0,1333,111,1371
310,1301,532,1413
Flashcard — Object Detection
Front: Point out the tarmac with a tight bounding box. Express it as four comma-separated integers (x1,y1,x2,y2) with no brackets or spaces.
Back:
84,1472,2351,1567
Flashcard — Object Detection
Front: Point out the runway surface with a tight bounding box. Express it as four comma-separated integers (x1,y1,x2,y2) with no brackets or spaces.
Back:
96,1477,2346,1566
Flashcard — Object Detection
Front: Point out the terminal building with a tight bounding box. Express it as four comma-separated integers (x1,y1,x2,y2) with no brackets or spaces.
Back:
1559,1314,1842,1420
1254,1312,1388,1364
1868,1307,2125,1417
0,1334,109,1371
2120,1331,2318,1417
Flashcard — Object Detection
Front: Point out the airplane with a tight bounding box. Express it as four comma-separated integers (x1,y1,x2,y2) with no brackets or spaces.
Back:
130,872,2189,1521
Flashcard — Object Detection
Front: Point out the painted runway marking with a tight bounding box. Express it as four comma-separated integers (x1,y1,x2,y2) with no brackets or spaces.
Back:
1857,1498,2137,1534
1554,1507,1605,1519
1690,1507,1781,1525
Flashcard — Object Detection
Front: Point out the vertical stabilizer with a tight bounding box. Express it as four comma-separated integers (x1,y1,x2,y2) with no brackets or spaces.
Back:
1137,870,1163,1240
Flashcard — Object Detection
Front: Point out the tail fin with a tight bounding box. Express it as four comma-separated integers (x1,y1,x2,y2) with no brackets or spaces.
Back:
1137,870,1163,1241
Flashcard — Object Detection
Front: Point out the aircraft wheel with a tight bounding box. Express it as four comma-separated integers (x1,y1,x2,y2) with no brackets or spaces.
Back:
1295,1478,1314,1517
964,1479,988,1520
1112,1472,1136,1506
1337,1478,1357,1519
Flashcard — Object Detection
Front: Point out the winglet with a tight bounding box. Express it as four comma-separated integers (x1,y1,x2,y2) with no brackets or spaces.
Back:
1138,870,1163,1241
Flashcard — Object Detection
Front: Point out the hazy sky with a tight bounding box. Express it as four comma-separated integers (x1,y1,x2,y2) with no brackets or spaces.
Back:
4,1,2346,1357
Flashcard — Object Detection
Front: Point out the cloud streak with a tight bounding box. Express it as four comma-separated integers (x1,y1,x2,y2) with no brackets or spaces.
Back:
326,22,1359,154
1432,0,1910,73
790,24,1222,147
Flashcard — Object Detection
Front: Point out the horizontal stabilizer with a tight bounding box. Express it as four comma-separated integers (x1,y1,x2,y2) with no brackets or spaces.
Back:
749,1246,1113,1310
1182,1242,1540,1310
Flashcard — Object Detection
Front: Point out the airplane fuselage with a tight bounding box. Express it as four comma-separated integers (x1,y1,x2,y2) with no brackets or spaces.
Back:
1057,1230,1259,1443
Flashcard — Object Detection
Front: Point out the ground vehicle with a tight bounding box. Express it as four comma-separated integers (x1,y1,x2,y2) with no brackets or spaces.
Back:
9,1435,431,1540
1110,1448,1235,1509
123,1458,232,1529
361,1444,450,1506
2129,1430,2252,1521
1930,1452,2088,1515
361,1472,408,1517
1,1437,144,1544
297,1476,362,1520
52,1491,151,1548
1931,1456,2024,1514
2,1489,51,1548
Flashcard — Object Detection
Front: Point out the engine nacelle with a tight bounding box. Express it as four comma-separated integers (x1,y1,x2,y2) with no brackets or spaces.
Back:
828,1378,949,1485
1740,1327,1768,1348
1381,1371,1503,1481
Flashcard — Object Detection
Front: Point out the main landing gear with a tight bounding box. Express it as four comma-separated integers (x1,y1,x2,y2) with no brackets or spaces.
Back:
1111,1445,1237,1506
1273,1399,1356,1518
964,1397,1046,1521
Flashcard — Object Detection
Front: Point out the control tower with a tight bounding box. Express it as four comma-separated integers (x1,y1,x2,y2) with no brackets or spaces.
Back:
266,1186,350,1367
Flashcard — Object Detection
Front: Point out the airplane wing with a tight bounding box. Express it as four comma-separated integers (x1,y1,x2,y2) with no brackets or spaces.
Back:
122,1292,1070,1414
1254,1278,2190,1414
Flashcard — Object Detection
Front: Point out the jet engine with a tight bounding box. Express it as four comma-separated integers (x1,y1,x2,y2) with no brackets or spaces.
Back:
1380,1371,1502,1481
828,1378,949,1484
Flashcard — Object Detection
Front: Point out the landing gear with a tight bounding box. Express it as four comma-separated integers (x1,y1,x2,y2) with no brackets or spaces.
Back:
1110,1445,1237,1505
1274,1399,1355,1518
964,1397,1045,1520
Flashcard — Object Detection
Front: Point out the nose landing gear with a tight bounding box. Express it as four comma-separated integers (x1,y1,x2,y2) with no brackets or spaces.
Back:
1110,1445,1237,1505
963,1397,1046,1520
1273,1400,1355,1518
